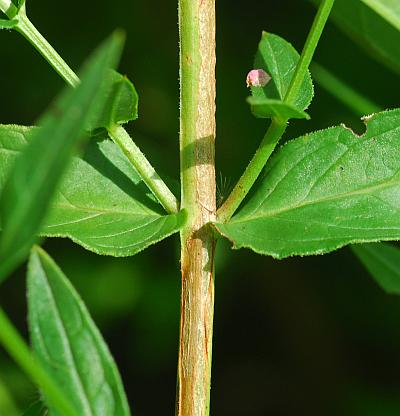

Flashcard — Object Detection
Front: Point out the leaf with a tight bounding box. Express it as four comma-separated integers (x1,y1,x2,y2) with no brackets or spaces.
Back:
0,33,124,281
352,242,400,294
247,97,310,120
22,401,46,416
0,126,187,257
0,19,17,29
87,70,138,130
248,32,313,120
215,109,400,259
311,0,400,74
27,246,131,416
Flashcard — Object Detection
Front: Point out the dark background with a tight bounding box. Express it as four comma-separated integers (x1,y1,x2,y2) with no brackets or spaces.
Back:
1,0,400,415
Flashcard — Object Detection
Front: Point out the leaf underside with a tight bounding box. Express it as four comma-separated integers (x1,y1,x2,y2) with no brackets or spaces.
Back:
28,246,131,416
215,109,400,259
248,32,313,120
0,126,186,257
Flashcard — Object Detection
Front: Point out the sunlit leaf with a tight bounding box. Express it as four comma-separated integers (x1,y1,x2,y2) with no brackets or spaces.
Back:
28,246,131,416
0,33,124,281
87,70,138,130
248,32,313,120
0,19,17,29
215,109,400,258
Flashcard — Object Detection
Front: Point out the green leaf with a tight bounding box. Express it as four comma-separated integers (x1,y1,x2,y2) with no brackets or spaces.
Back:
248,32,313,120
0,126,187,257
0,19,17,29
22,401,46,416
27,246,131,416
311,0,400,74
352,243,400,294
11,0,24,10
0,33,124,281
247,97,310,120
215,109,400,259
87,70,138,130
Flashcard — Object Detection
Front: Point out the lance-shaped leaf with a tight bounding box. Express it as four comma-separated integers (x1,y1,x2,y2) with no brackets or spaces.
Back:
215,109,400,258
0,126,186,257
352,242,400,294
0,33,124,281
28,246,131,416
311,0,400,74
247,32,313,121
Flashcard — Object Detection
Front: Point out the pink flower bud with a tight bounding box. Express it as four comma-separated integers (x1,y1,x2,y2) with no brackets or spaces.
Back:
246,69,271,88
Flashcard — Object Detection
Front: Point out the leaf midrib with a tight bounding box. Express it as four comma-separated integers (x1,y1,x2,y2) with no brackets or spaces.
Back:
40,266,95,416
232,174,400,224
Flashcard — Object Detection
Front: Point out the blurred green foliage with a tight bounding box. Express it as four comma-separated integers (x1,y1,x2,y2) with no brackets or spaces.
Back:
1,0,400,415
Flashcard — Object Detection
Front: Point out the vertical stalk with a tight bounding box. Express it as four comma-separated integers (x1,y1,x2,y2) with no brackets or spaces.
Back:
177,0,216,415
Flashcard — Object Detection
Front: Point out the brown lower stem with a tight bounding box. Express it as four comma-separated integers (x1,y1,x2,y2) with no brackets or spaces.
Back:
177,230,216,415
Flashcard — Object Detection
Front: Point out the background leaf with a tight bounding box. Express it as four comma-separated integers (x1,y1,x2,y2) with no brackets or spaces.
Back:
0,126,186,257
248,32,313,120
215,109,400,258
311,0,400,74
0,33,123,280
21,401,46,416
27,246,131,416
352,242,400,294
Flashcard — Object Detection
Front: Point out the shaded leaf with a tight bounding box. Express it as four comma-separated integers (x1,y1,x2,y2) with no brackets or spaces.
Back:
311,0,400,74
28,246,131,416
0,33,124,281
87,70,138,130
248,32,313,120
215,109,400,258
352,242,400,294
22,401,46,416
0,126,187,257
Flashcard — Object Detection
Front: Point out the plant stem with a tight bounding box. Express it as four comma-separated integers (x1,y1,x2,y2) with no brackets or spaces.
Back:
311,62,381,115
284,0,335,106
13,11,179,213
217,0,335,223
16,12,80,87
177,0,216,415
109,125,179,213
0,308,77,416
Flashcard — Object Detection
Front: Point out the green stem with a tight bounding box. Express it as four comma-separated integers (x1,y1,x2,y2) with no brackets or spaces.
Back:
0,308,77,416
311,62,381,115
177,0,216,415
217,0,335,223
13,11,179,213
109,125,179,213
284,0,335,106
16,12,80,87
